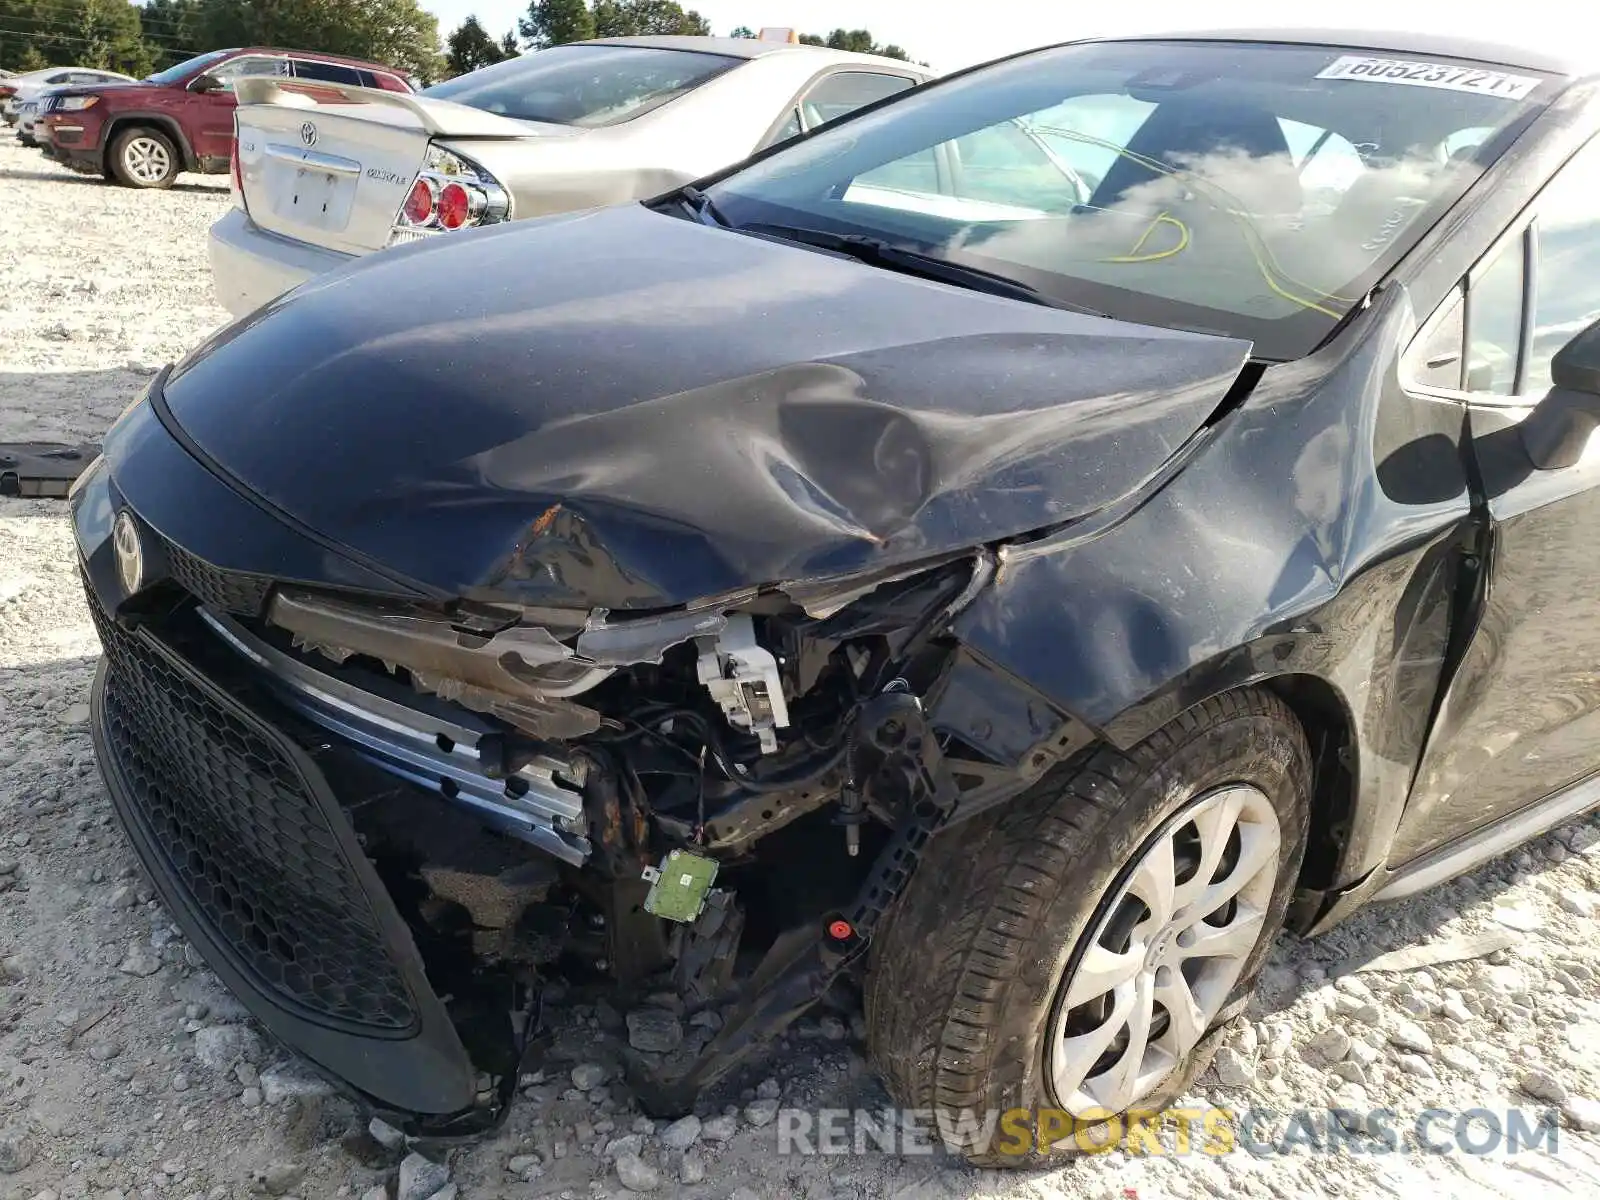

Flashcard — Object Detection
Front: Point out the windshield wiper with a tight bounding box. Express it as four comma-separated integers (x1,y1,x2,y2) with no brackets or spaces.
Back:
739,223,1105,316
676,185,732,228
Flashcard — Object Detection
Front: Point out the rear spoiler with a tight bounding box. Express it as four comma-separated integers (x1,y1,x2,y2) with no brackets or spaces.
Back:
233,77,534,138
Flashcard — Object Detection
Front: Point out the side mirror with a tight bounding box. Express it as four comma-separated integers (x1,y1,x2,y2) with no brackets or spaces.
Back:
1551,320,1600,394
1519,319,1600,470
189,73,224,94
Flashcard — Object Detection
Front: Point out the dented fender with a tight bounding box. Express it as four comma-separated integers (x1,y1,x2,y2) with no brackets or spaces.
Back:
953,286,1478,893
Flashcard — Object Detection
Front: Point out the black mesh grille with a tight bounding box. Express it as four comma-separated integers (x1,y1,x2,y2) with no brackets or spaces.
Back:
164,542,271,617
90,598,418,1031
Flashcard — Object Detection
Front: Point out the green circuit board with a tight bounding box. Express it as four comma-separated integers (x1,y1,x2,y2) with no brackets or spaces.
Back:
642,848,720,923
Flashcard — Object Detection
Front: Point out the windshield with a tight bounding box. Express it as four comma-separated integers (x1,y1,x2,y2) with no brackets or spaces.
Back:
145,49,231,85
705,40,1560,359
423,44,738,127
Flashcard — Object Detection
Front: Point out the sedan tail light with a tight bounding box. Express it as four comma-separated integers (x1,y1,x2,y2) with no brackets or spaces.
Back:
0,86,15,100
403,176,435,224
388,143,510,246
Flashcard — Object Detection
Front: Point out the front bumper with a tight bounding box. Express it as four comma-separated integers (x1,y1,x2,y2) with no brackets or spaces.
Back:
40,125,99,172
209,207,353,321
86,591,477,1113
73,402,487,1116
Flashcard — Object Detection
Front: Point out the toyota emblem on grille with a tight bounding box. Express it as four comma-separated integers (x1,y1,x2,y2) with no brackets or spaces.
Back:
300,121,318,148
113,510,145,597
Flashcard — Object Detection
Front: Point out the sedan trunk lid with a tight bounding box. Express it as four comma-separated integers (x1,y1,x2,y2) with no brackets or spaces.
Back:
231,78,566,255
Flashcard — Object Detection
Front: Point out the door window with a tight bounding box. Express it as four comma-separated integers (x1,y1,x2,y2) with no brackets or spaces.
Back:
1466,235,1526,397
1527,142,1600,394
848,120,1090,219
769,108,802,144
1414,136,1600,401
1405,287,1466,391
294,60,363,85
796,72,916,131
949,122,1087,211
1021,94,1155,196
854,146,940,195
846,94,1152,220
208,56,289,92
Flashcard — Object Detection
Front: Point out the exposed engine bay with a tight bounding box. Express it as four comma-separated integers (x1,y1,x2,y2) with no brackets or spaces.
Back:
188,548,1091,1130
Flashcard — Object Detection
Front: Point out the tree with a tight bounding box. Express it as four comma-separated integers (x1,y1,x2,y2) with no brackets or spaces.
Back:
80,0,153,74
140,0,204,70
0,0,152,75
499,30,520,58
518,0,707,46
728,25,753,38
591,0,709,38
445,14,505,76
800,27,910,61
518,0,593,48
195,0,444,80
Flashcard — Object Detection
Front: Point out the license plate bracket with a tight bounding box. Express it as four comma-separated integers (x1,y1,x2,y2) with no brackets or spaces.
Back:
282,166,339,220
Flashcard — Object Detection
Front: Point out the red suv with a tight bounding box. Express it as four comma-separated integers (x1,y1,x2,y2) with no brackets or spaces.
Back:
39,47,412,189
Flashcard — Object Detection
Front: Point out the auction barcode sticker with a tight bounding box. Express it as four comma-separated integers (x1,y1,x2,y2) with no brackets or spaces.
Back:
1316,55,1542,100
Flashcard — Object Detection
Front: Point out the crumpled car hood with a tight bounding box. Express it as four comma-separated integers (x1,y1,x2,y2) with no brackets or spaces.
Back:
165,203,1252,609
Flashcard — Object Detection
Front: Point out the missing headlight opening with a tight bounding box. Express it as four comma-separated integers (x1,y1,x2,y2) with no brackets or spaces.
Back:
175,544,1089,1127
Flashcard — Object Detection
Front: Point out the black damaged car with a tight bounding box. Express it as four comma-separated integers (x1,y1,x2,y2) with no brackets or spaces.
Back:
72,28,1600,1158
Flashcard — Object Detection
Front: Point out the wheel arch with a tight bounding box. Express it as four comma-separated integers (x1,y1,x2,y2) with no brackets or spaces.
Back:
102,113,196,173
1096,663,1374,933
1261,673,1360,915
935,642,1378,935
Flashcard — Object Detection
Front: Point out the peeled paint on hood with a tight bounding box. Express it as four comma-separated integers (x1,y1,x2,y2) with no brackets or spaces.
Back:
163,203,1252,609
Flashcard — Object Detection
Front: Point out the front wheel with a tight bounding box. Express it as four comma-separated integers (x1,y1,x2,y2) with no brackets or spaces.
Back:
109,127,179,189
865,689,1310,1165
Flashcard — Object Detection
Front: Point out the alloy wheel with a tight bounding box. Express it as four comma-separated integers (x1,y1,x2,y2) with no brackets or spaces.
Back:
1047,784,1282,1116
123,136,172,184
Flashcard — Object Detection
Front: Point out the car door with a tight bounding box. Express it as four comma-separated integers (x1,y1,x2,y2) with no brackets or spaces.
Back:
1387,132,1600,867
191,54,289,161
760,69,920,149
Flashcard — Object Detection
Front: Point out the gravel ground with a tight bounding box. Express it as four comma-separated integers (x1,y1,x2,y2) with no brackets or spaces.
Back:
4,137,1600,1200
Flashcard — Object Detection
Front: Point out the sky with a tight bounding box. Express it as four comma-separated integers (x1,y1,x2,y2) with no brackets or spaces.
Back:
421,0,1579,73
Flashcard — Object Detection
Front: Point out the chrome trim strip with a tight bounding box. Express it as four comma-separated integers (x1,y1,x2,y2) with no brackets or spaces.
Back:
1374,774,1600,902
199,608,590,865
202,607,487,753
264,143,361,175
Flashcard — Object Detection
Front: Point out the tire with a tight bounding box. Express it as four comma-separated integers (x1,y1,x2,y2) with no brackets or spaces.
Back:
108,126,180,189
865,688,1310,1166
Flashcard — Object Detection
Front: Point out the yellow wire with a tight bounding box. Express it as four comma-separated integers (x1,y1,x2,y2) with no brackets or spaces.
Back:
1100,211,1190,263
1026,123,1365,313
1094,205,1336,315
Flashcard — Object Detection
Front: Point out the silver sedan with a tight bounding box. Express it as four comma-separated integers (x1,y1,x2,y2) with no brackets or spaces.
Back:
209,36,933,318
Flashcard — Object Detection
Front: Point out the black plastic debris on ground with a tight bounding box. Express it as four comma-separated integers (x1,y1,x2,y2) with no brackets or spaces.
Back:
0,443,100,498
